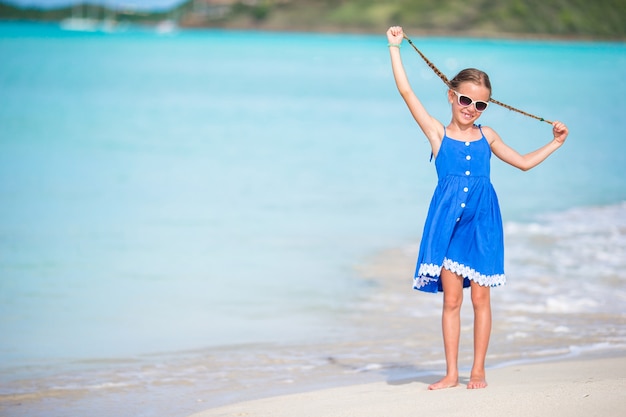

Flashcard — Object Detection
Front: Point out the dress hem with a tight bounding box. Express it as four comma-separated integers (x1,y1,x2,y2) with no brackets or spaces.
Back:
414,258,506,292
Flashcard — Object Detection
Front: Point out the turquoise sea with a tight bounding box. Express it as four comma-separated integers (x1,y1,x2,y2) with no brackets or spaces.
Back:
1,22,625,416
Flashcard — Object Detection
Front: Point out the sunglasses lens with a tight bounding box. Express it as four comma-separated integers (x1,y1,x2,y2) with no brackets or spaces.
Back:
475,101,488,111
459,95,472,106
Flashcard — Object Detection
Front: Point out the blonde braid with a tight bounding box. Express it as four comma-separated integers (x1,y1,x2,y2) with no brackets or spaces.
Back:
402,34,553,125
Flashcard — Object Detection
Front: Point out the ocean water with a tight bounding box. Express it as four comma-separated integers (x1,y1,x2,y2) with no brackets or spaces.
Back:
0,22,625,416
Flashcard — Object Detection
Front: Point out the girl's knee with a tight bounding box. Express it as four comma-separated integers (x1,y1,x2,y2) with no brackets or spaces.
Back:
470,284,491,306
443,292,463,310
471,297,491,313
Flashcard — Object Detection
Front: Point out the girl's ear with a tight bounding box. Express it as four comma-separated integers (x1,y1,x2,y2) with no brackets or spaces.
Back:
447,89,454,104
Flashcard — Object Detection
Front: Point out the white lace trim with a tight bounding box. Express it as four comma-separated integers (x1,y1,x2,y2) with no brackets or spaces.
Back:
413,272,439,289
414,258,506,289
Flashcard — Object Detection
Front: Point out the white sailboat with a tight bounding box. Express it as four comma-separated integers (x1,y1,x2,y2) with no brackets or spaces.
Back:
101,7,119,33
60,3,100,32
156,3,181,34
156,19,178,34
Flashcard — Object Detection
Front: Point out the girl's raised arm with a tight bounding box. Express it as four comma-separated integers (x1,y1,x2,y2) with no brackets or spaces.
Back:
487,121,569,171
387,26,443,151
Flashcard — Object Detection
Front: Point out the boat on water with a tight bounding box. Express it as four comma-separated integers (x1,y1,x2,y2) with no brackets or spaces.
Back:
60,17,99,32
155,19,178,34
60,4,120,33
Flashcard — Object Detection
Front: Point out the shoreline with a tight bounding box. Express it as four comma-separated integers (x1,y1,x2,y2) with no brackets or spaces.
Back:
2,335,624,417
183,23,624,43
189,353,626,417
1,20,624,43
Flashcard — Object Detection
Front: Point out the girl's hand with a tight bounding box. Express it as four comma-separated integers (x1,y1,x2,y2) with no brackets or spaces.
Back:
552,121,569,144
387,26,404,45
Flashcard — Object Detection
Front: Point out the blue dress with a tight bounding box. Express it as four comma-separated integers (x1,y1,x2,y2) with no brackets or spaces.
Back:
414,126,506,293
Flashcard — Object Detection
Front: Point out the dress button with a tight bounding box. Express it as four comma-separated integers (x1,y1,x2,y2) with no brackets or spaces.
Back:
456,217,461,222
461,203,466,208
465,170,471,176
463,187,469,192
465,141,470,146
466,155,471,160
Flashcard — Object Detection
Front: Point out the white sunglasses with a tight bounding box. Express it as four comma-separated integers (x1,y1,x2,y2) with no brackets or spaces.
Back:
452,90,489,112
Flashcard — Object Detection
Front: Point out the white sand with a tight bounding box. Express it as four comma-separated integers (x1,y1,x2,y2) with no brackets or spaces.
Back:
189,355,626,417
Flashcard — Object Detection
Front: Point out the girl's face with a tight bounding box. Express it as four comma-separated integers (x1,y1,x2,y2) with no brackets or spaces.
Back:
448,82,491,124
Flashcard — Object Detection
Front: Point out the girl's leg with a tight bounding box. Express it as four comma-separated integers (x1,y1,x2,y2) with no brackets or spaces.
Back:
428,268,464,390
468,280,491,389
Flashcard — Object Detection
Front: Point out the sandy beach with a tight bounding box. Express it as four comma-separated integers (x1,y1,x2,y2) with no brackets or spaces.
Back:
190,355,626,417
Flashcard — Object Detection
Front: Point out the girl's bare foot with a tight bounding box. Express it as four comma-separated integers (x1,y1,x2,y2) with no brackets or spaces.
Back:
467,371,488,389
428,375,459,390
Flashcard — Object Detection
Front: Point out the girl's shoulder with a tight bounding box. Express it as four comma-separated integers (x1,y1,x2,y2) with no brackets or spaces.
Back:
476,124,501,145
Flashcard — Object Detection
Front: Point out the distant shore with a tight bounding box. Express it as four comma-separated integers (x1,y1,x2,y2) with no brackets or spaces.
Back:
0,19,619,44
182,23,616,42
1,0,625,42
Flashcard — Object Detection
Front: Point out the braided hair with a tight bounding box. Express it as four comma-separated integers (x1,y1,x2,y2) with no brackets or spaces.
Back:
402,34,552,124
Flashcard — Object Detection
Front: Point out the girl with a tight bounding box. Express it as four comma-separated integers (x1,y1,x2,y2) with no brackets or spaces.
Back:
386,26,568,390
